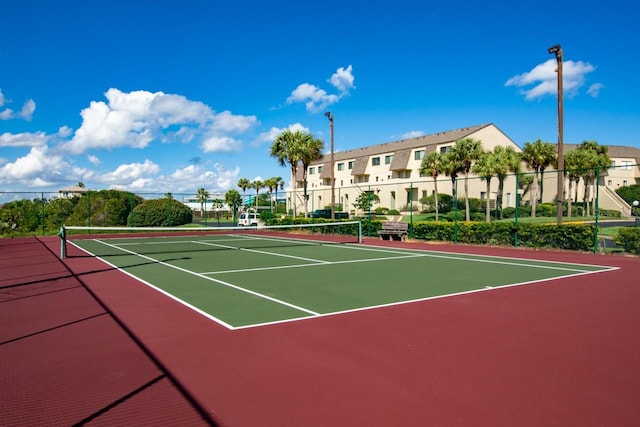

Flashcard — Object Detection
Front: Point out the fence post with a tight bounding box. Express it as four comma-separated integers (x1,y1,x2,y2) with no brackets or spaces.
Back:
593,166,600,253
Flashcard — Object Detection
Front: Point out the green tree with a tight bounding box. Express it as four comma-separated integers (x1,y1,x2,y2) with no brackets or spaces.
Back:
354,191,380,214
263,176,282,213
250,180,264,210
225,189,242,221
564,148,585,217
472,150,499,222
420,151,445,221
575,140,611,216
298,135,324,216
448,138,483,221
237,178,251,206
270,129,305,216
196,187,209,219
521,139,556,217
493,146,521,218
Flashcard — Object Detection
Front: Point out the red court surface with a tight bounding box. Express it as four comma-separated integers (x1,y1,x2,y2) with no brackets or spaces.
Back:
2,235,639,426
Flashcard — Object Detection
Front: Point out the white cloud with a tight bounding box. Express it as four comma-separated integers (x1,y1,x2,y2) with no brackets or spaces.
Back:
87,154,101,165
402,130,424,139
254,123,310,146
505,59,596,100
64,88,258,154
98,159,160,184
201,135,240,153
286,65,355,113
0,146,67,182
329,65,355,94
0,89,36,121
587,83,604,97
0,131,48,147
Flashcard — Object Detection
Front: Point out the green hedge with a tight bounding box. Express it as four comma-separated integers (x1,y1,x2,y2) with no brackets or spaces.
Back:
129,198,192,226
406,221,595,251
616,227,640,254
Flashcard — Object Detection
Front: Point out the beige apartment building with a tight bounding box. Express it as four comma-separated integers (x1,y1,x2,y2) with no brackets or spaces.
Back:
289,123,640,216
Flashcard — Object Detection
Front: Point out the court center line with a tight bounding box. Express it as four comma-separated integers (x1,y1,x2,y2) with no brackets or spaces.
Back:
202,253,426,274
92,239,320,316
191,240,330,264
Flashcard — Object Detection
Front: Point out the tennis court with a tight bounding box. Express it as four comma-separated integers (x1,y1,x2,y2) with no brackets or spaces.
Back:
65,227,616,329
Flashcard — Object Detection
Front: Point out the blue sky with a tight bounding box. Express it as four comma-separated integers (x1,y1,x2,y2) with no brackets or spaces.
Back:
1,0,638,200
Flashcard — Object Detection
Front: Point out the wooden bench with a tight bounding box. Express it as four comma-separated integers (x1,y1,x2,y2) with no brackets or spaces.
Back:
378,222,409,241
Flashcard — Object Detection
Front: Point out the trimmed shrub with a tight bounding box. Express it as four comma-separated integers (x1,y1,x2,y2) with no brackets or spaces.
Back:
616,227,640,254
130,198,192,226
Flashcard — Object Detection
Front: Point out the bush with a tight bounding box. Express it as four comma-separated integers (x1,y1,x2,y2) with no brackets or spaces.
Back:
537,203,556,217
419,194,454,214
387,209,400,215
616,227,640,254
129,198,192,226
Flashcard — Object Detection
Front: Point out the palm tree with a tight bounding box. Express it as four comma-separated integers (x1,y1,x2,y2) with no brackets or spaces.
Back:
264,176,282,213
298,135,324,216
575,140,611,216
440,150,463,217
492,146,521,219
196,187,209,219
420,151,445,221
448,138,483,221
563,148,584,217
224,189,242,222
270,130,304,216
237,178,251,207
250,179,263,211
472,150,499,222
521,139,556,217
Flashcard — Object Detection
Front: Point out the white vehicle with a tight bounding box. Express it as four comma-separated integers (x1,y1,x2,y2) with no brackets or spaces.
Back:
238,212,259,226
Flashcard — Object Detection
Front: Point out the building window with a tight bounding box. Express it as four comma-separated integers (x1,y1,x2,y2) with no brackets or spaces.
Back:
607,180,612,186
318,166,323,173
385,155,393,164
622,160,633,170
440,146,451,154
372,157,381,166
348,161,354,169
623,180,628,186
414,150,425,160
309,167,315,174
337,162,344,171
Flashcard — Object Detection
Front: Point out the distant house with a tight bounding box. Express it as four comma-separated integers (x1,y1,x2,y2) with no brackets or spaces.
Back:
58,186,88,199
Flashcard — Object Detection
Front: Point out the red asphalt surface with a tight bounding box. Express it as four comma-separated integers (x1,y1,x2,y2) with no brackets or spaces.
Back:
1,235,639,426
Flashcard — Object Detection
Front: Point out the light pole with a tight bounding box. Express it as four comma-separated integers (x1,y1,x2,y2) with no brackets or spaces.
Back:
548,44,564,225
324,111,335,220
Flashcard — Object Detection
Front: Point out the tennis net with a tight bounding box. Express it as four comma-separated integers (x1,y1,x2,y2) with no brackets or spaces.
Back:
59,221,362,259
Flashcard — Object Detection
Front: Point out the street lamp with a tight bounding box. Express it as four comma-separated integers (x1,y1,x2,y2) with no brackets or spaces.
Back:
548,44,564,225
324,111,335,220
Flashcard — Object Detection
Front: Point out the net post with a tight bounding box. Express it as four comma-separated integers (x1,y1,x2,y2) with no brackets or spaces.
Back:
358,220,362,244
58,226,67,259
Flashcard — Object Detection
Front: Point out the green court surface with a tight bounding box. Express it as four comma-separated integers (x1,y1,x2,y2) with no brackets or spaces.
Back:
69,233,615,329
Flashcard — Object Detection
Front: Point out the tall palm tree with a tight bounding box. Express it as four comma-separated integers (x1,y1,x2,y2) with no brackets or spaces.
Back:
420,151,445,221
298,135,324,216
196,187,209,219
270,130,304,216
250,179,263,211
448,138,483,221
563,148,584,217
263,176,282,212
440,150,463,217
237,178,251,207
576,140,610,216
225,189,242,222
521,139,556,217
492,146,521,218
472,150,499,222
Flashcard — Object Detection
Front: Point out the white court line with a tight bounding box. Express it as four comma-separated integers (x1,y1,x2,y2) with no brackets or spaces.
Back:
91,239,320,317
191,240,330,264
